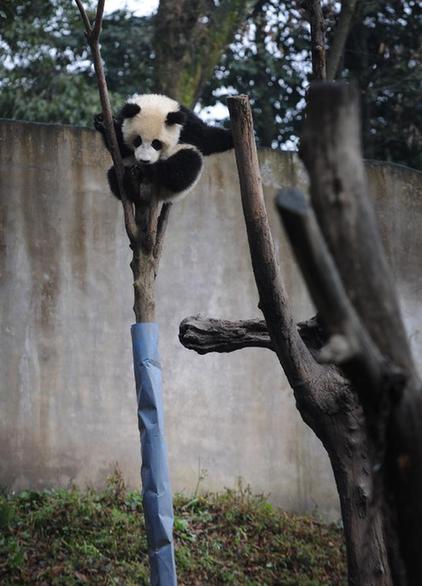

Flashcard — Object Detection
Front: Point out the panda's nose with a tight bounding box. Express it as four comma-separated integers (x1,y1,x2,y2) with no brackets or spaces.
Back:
140,159,151,164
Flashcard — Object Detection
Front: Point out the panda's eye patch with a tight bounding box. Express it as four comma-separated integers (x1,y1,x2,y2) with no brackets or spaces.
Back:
152,139,163,151
133,136,142,148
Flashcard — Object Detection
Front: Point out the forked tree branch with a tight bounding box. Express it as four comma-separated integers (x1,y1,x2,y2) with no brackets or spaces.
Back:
75,0,173,322
75,0,138,242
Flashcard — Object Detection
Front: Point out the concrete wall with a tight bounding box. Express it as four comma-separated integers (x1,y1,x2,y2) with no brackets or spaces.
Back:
1,120,421,521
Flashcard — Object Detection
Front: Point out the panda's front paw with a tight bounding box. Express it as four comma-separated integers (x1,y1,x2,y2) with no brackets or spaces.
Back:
129,164,144,183
139,164,155,183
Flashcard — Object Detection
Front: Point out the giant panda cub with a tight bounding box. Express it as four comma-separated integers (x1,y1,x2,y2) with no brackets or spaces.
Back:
95,93,233,202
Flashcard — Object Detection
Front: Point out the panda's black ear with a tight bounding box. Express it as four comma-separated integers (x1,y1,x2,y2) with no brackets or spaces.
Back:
166,110,187,126
120,103,141,119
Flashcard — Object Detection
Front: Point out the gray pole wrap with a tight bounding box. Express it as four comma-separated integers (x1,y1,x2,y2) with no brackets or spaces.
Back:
131,323,177,586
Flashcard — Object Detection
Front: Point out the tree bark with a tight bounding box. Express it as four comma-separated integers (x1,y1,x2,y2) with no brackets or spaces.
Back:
153,0,257,106
300,83,412,373
323,405,393,586
179,316,273,353
326,0,358,80
299,83,422,584
303,0,327,80
178,95,395,585
179,313,394,585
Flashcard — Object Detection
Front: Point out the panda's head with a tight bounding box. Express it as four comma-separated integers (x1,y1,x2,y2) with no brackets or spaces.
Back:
120,94,187,165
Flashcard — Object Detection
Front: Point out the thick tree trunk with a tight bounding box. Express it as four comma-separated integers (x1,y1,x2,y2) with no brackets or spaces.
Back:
153,0,256,106
299,83,422,584
323,406,393,585
179,312,395,585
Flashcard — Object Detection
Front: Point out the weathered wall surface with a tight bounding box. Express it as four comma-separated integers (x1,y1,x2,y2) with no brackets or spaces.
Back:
1,120,421,521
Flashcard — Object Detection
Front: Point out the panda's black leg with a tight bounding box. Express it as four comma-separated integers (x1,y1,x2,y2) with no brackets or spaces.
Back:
107,165,146,202
107,166,121,200
179,106,233,155
124,165,145,201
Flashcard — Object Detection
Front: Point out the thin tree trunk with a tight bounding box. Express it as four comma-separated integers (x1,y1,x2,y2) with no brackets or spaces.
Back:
326,0,358,80
131,248,156,322
304,0,327,80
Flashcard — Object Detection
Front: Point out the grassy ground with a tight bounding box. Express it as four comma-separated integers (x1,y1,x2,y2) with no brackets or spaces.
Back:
0,472,346,585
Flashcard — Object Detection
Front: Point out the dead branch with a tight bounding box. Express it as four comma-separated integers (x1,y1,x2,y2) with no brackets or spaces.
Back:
74,0,138,242
226,95,318,387
179,316,273,354
326,0,358,80
179,92,396,582
179,314,335,360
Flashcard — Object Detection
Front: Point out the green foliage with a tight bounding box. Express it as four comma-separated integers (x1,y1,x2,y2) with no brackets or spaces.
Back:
1,0,95,125
0,477,347,584
2,0,419,168
0,0,153,127
99,9,155,97
203,0,422,169
202,1,311,150
344,0,422,170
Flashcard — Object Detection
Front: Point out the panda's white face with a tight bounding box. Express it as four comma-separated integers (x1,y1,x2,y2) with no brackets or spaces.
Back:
131,135,164,165
121,94,184,165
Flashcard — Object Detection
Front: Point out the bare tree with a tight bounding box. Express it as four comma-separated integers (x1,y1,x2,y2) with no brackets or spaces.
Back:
180,86,422,584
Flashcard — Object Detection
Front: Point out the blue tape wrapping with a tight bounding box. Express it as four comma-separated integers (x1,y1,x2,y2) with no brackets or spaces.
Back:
131,323,177,586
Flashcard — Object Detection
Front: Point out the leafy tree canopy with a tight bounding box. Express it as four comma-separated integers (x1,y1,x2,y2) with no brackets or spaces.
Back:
202,0,422,169
1,0,420,169
0,0,153,125
345,0,422,169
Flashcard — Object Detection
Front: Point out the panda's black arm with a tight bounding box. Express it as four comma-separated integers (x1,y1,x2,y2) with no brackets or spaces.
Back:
94,113,133,158
179,106,233,156
150,148,203,197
